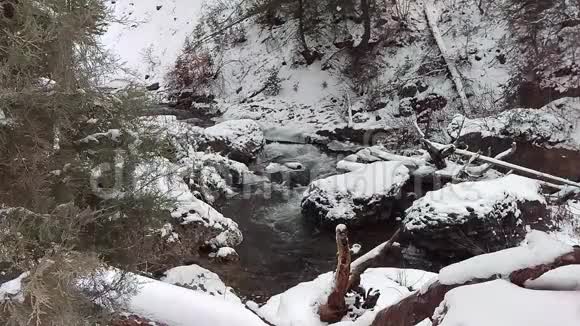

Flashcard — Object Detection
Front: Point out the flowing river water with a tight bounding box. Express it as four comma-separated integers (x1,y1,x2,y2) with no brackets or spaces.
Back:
210,142,441,301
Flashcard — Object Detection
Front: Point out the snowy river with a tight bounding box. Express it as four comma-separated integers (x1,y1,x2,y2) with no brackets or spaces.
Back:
212,142,438,301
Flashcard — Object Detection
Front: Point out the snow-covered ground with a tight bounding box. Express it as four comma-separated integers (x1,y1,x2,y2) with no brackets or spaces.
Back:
104,270,267,326
257,268,436,326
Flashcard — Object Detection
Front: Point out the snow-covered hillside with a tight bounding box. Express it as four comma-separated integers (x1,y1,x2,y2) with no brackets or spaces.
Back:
102,0,203,84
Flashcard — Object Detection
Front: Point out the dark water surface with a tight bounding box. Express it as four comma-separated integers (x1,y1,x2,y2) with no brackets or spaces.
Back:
212,143,429,301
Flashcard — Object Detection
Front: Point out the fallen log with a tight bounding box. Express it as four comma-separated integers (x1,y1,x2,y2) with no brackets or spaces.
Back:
440,144,580,189
424,1,470,113
412,115,580,189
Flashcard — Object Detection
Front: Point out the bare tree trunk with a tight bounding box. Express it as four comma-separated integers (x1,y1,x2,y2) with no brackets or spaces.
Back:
357,0,372,50
297,0,317,64
319,225,351,322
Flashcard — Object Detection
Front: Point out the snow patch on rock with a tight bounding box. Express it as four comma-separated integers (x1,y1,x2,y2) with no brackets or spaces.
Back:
0,272,29,304
302,161,410,225
135,158,242,249
438,231,572,285
162,264,241,304
433,279,580,326
404,175,545,231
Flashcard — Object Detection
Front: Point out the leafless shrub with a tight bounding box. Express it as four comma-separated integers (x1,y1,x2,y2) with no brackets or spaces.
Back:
264,67,282,96
166,45,215,91
393,0,412,26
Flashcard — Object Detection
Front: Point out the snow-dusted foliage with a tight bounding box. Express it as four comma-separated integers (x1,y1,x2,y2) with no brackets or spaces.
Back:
258,268,436,326
301,162,410,226
550,198,580,246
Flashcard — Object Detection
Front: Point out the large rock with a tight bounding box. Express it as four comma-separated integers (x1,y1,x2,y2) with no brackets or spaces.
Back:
301,161,410,227
199,119,265,163
403,175,548,259
135,158,243,270
265,162,310,187
447,97,580,179
181,152,251,204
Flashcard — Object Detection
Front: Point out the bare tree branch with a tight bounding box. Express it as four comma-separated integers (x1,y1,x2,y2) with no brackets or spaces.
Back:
348,228,402,290
464,142,517,176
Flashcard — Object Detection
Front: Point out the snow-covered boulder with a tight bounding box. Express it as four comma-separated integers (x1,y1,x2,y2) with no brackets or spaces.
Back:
265,162,310,187
448,98,579,146
403,175,548,258
432,279,580,326
437,230,573,285
198,119,265,163
210,247,241,263
181,151,251,204
162,264,241,304
447,97,580,179
136,158,243,257
257,268,436,326
301,161,410,227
